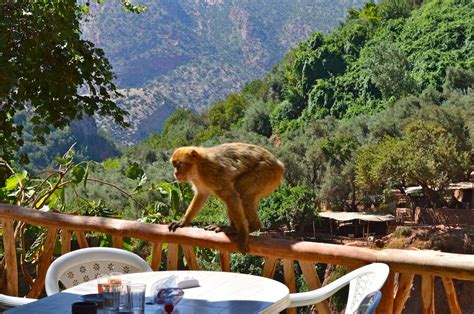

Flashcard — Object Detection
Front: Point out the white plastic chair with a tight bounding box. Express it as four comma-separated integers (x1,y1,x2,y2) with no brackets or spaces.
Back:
288,263,389,313
45,247,153,296
0,294,36,311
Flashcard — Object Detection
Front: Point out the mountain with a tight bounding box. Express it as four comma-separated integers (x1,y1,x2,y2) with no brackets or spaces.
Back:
81,0,367,144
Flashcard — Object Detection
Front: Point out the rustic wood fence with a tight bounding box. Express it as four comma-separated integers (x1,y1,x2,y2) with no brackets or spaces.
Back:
1,204,473,313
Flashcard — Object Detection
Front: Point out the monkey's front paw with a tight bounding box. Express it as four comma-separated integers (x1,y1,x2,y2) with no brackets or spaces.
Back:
168,220,186,232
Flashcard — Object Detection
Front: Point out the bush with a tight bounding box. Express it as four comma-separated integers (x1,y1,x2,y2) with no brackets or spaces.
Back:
393,226,412,238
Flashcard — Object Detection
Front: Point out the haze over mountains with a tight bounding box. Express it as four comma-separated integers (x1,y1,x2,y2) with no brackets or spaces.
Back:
82,0,366,144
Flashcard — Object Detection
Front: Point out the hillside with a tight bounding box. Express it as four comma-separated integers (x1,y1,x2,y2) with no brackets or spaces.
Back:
81,0,367,144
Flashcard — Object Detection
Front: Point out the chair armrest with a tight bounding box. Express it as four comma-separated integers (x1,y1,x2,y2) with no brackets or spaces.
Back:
0,294,37,310
288,270,356,308
288,263,389,309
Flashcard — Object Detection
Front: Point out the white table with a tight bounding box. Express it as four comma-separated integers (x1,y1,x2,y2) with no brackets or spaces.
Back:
6,271,290,313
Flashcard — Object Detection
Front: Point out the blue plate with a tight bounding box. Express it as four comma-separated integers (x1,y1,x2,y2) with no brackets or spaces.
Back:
79,293,103,303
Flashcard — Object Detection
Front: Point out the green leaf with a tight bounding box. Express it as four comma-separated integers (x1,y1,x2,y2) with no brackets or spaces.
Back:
54,157,69,166
170,189,180,217
79,5,89,13
35,194,49,209
72,165,85,183
4,170,27,191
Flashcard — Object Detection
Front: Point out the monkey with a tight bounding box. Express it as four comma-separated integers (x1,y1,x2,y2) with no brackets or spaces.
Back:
168,142,284,253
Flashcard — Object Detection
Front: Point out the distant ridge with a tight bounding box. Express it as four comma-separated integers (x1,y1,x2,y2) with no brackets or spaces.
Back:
81,0,367,144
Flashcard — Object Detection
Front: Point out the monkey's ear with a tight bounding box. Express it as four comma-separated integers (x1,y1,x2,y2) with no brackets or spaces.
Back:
190,149,199,158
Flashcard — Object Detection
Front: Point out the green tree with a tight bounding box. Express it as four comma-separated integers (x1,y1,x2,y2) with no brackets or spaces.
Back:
379,0,413,20
207,94,248,130
242,101,273,137
443,66,474,96
356,120,470,207
0,1,144,163
258,183,317,233
363,41,417,98
158,108,207,148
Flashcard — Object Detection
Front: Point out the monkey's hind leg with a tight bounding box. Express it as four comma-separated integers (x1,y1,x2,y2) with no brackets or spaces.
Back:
240,194,262,233
215,189,250,253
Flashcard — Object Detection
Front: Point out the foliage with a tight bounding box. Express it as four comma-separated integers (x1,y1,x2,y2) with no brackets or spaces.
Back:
207,94,248,131
155,108,208,149
362,40,417,98
242,101,274,137
266,0,474,128
0,1,146,162
230,254,264,276
392,226,412,238
259,183,318,231
327,266,349,312
191,196,229,227
139,182,194,224
356,117,470,207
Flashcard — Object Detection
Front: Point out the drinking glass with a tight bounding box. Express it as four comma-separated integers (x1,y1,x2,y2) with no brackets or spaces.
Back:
130,283,146,314
118,280,131,312
97,274,110,295
109,272,123,285
102,282,121,313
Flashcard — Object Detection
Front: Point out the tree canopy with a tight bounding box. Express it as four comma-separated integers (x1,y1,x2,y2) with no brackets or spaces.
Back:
0,1,144,164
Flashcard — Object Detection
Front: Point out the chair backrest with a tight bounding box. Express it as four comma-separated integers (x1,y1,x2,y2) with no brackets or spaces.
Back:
345,263,389,313
45,247,153,296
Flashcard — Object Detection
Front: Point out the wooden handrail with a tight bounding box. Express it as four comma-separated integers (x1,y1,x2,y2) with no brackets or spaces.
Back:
1,204,473,313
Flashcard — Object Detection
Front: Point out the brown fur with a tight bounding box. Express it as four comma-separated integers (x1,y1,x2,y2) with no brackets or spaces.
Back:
169,142,284,252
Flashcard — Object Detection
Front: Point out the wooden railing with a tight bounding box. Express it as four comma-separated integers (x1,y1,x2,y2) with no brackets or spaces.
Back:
1,204,473,313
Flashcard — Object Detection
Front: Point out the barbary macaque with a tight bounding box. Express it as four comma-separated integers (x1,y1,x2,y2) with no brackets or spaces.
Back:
168,142,284,252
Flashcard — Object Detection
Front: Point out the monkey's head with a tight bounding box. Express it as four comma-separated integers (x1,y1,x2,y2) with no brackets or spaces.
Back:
170,147,201,182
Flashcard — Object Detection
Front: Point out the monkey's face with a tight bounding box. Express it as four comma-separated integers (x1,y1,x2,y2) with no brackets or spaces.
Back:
170,148,196,182
171,159,193,182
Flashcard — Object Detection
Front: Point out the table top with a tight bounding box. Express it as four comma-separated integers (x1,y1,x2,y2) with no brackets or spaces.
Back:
6,270,290,313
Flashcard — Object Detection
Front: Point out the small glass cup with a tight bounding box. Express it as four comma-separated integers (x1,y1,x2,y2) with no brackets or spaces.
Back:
97,274,110,295
109,272,123,285
118,280,131,312
102,282,121,313
130,283,146,314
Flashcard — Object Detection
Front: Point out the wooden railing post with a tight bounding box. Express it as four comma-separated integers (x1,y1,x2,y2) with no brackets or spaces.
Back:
283,259,296,314
219,251,231,272
378,270,395,313
182,245,199,270
393,272,415,314
166,243,179,270
421,275,435,314
441,277,461,314
2,219,18,296
299,261,330,314
75,231,89,248
27,227,58,298
112,235,123,249
61,228,71,255
261,256,278,279
151,242,162,271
